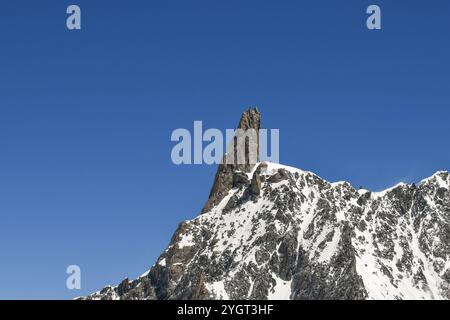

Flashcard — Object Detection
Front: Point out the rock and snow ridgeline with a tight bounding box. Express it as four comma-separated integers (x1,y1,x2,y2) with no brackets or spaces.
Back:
83,109,449,300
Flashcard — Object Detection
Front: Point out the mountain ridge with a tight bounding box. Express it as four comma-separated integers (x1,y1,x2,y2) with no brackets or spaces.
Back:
82,163,450,299
81,109,449,300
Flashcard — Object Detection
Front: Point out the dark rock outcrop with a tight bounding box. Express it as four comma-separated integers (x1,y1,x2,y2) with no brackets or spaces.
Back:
202,108,260,213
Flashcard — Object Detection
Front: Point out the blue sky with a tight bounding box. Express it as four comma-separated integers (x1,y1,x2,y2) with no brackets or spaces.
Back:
0,0,449,299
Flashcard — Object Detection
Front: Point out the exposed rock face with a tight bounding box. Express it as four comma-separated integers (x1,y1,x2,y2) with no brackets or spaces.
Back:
202,108,260,213
250,172,262,196
82,111,449,301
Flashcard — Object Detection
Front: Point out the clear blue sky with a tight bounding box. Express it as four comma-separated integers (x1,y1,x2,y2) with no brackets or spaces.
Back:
0,0,449,299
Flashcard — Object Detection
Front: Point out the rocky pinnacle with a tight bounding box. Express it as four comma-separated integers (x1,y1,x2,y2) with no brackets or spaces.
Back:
201,108,261,213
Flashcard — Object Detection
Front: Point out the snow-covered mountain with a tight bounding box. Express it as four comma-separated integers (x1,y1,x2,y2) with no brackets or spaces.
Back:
83,109,449,300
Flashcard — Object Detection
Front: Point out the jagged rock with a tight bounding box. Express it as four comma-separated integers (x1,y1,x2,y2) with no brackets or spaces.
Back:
250,172,262,196
82,110,449,301
255,162,268,174
223,195,239,213
269,168,289,183
202,108,260,213
233,172,250,188
191,273,211,300
235,107,261,173
201,164,235,213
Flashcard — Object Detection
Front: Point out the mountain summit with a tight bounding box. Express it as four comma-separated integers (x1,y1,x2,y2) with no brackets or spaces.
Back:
202,107,260,213
83,110,449,300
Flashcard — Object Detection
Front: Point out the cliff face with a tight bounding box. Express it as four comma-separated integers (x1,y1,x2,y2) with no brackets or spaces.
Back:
202,108,260,213
82,110,450,300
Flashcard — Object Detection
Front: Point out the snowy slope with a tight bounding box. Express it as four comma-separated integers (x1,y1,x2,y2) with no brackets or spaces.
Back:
84,162,449,300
